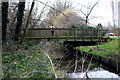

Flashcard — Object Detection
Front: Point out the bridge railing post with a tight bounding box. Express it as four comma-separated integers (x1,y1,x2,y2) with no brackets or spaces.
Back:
97,29,99,40
79,29,81,39
100,29,103,42
67,29,68,40
74,28,75,37
88,29,89,36
91,29,94,41
75,28,77,40
83,28,85,41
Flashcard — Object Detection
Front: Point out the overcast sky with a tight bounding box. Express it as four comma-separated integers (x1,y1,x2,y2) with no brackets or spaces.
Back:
25,0,120,26
72,0,114,26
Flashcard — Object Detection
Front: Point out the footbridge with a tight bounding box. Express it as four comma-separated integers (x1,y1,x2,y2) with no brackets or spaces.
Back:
24,28,109,42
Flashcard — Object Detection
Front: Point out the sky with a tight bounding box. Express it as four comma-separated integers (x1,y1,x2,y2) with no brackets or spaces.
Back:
71,0,114,26
13,0,120,27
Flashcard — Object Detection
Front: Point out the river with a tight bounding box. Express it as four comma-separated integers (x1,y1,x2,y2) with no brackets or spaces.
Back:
67,67,119,79
53,41,120,79
56,49,120,79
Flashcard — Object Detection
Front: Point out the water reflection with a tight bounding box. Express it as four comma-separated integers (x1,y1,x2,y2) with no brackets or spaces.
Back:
67,67,119,79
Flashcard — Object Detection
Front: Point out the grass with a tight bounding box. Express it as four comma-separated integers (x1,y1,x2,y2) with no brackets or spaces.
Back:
76,40,120,59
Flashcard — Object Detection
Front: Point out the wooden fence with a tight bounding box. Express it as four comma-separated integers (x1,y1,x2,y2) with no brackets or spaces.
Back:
23,28,109,38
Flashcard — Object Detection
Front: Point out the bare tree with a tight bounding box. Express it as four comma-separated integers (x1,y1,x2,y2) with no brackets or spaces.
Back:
45,0,72,27
104,22,113,32
7,2,18,38
111,0,120,71
20,1,35,43
31,2,48,28
21,1,48,29
54,9,84,28
79,1,99,25
111,0,116,32
111,0,120,72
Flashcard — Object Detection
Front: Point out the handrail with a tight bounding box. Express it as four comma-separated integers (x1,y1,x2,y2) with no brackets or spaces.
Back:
23,28,110,40
21,28,109,31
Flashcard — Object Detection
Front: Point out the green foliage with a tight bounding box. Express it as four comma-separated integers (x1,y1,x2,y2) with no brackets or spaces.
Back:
59,41,63,44
76,40,119,59
69,25,97,29
2,40,57,78
71,24,76,28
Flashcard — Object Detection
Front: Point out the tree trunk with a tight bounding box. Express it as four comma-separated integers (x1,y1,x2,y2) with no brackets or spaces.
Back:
14,2,25,41
0,2,2,79
2,2,9,43
85,16,88,26
20,1,35,43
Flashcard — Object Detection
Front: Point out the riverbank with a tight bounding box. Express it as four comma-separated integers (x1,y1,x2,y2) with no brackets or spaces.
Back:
76,40,119,59
75,40,120,73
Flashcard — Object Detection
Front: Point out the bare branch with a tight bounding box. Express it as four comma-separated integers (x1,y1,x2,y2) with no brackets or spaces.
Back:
33,2,48,27
62,58,73,71
79,9,87,16
83,56,93,79
56,51,74,66
35,0,68,18
38,46,57,79
74,49,78,73
87,1,99,17
88,16,103,20
79,0,99,25
65,59,82,72
79,3,89,9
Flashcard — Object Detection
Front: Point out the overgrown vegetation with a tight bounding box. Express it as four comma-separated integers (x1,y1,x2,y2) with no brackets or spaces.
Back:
2,40,65,78
76,40,120,60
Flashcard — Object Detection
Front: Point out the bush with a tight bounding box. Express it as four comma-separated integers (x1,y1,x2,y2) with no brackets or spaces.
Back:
69,25,97,29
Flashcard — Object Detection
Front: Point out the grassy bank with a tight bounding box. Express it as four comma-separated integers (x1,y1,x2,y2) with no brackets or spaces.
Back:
76,40,120,60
